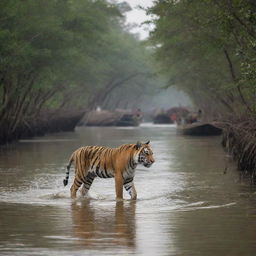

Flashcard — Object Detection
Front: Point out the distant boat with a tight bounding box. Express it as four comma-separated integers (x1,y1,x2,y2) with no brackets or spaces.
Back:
80,110,141,127
177,122,222,136
153,113,173,124
116,114,141,127
153,106,189,124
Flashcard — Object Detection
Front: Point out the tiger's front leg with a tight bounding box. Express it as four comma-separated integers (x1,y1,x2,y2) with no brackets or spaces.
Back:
115,171,123,200
123,177,137,200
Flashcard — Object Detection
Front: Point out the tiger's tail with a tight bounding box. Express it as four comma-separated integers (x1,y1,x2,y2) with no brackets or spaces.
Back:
63,153,74,186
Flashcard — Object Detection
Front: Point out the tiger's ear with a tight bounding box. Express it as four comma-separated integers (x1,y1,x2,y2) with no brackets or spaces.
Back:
145,140,150,145
135,141,142,150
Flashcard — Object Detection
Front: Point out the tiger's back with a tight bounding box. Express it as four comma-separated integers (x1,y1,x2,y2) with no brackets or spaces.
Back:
72,146,115,178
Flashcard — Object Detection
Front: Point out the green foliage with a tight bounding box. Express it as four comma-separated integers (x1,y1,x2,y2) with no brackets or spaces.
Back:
147,0,256,117
0,0,159,138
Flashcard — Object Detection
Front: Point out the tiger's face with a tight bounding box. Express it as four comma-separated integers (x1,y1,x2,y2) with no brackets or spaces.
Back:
135,141,155,168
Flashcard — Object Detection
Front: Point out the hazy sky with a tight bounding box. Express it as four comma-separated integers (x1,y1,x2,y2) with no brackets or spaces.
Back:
119,0,154,39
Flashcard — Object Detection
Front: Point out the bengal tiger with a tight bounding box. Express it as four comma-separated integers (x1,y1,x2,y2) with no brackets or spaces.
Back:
63,141,155,200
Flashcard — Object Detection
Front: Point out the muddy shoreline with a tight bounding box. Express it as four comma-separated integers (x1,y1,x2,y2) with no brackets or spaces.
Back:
0,112,84,145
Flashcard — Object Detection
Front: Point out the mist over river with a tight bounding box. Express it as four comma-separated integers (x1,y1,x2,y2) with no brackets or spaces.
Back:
0,124,256,256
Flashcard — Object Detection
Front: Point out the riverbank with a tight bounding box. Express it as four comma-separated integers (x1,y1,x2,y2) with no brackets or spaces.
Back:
0,111,84,145
2,112,256,186
221,117,256,184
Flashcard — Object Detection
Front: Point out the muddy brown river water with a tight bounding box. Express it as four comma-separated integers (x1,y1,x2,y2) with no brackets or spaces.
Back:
0,124,256,256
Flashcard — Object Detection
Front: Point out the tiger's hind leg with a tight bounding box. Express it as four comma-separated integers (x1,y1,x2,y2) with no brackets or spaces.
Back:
70,178,83,199
80,173,96,197
70,158,90,198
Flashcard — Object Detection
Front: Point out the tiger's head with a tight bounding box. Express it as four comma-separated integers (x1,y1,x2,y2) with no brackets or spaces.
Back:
134,141,155,168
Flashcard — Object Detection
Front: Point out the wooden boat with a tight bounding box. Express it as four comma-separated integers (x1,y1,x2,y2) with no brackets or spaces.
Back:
82,111,141,127
115,114,141,127
82,110,122,126
153,114,173,124
177,122,222,136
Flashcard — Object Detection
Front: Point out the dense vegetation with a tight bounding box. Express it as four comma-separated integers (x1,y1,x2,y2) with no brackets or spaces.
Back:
0,0,159,144
147,0,256,181
147,0,256,119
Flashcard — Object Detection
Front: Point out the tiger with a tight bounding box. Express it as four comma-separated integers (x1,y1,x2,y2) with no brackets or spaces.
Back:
63,141,155,200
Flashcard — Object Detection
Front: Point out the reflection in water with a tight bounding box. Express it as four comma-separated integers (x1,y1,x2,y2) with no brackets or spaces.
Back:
71,200,136,248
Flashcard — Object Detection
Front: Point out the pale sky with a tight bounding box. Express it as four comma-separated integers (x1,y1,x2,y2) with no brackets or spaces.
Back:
118,0,155,39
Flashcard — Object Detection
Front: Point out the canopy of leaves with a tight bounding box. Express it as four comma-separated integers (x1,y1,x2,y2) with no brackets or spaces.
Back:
0,0,163,140
147,0,256,118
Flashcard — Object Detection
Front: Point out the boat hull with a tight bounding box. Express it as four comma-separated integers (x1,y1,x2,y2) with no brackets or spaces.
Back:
177,123,222,136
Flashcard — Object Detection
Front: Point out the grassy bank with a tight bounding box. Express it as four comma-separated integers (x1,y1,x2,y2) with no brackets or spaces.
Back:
222,117,256,184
